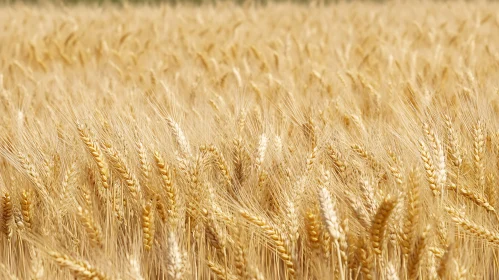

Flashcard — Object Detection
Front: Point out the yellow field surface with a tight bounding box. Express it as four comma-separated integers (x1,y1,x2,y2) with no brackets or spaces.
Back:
1,2,499,279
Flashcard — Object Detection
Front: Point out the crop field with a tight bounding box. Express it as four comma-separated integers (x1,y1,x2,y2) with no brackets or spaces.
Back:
1,1,499,279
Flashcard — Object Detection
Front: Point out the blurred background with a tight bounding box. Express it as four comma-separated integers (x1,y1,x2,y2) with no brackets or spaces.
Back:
0,0,364,5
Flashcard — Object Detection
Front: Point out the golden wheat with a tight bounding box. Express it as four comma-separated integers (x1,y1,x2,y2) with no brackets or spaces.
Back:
1,2,499,279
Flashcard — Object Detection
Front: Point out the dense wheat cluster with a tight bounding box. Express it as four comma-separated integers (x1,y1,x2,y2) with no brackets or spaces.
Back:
1,1,499,279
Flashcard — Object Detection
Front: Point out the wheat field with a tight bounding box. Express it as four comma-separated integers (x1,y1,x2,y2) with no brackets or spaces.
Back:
1,1,499,279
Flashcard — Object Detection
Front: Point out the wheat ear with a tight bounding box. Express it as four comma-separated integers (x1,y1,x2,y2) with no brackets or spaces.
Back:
419,140,440,196
207,259,237,280
351,144,380,171
77,124,109,189
407,226,430,280
202,208,226,256
447,184,495,212
208,144,232,188
437,244,453,279
445,206,499,245
153,151,177,225
326,144,348,177
240,210,296,279
232,137,247,184
49,252,108,280
317,186,346,277
142,200,155,251
401,170,420,257
167,231,185,280
20,189,33,230
167,117,192,159
473,120,485,189
135,139,151,191
255,134,268,171
104,145,140,200
234,236,249,279
486,173,497,209
370,195,397,255
386,261,400,280
17,153,44,189
317,187,341,240
1,192,13,238
77,206,103,249
388,149,404,186
155,194,167,223
305,207,321,250
358,236,373,280
444,115,462,169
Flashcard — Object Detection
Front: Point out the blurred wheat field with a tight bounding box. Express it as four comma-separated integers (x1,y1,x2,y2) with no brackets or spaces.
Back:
1,1,499,279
